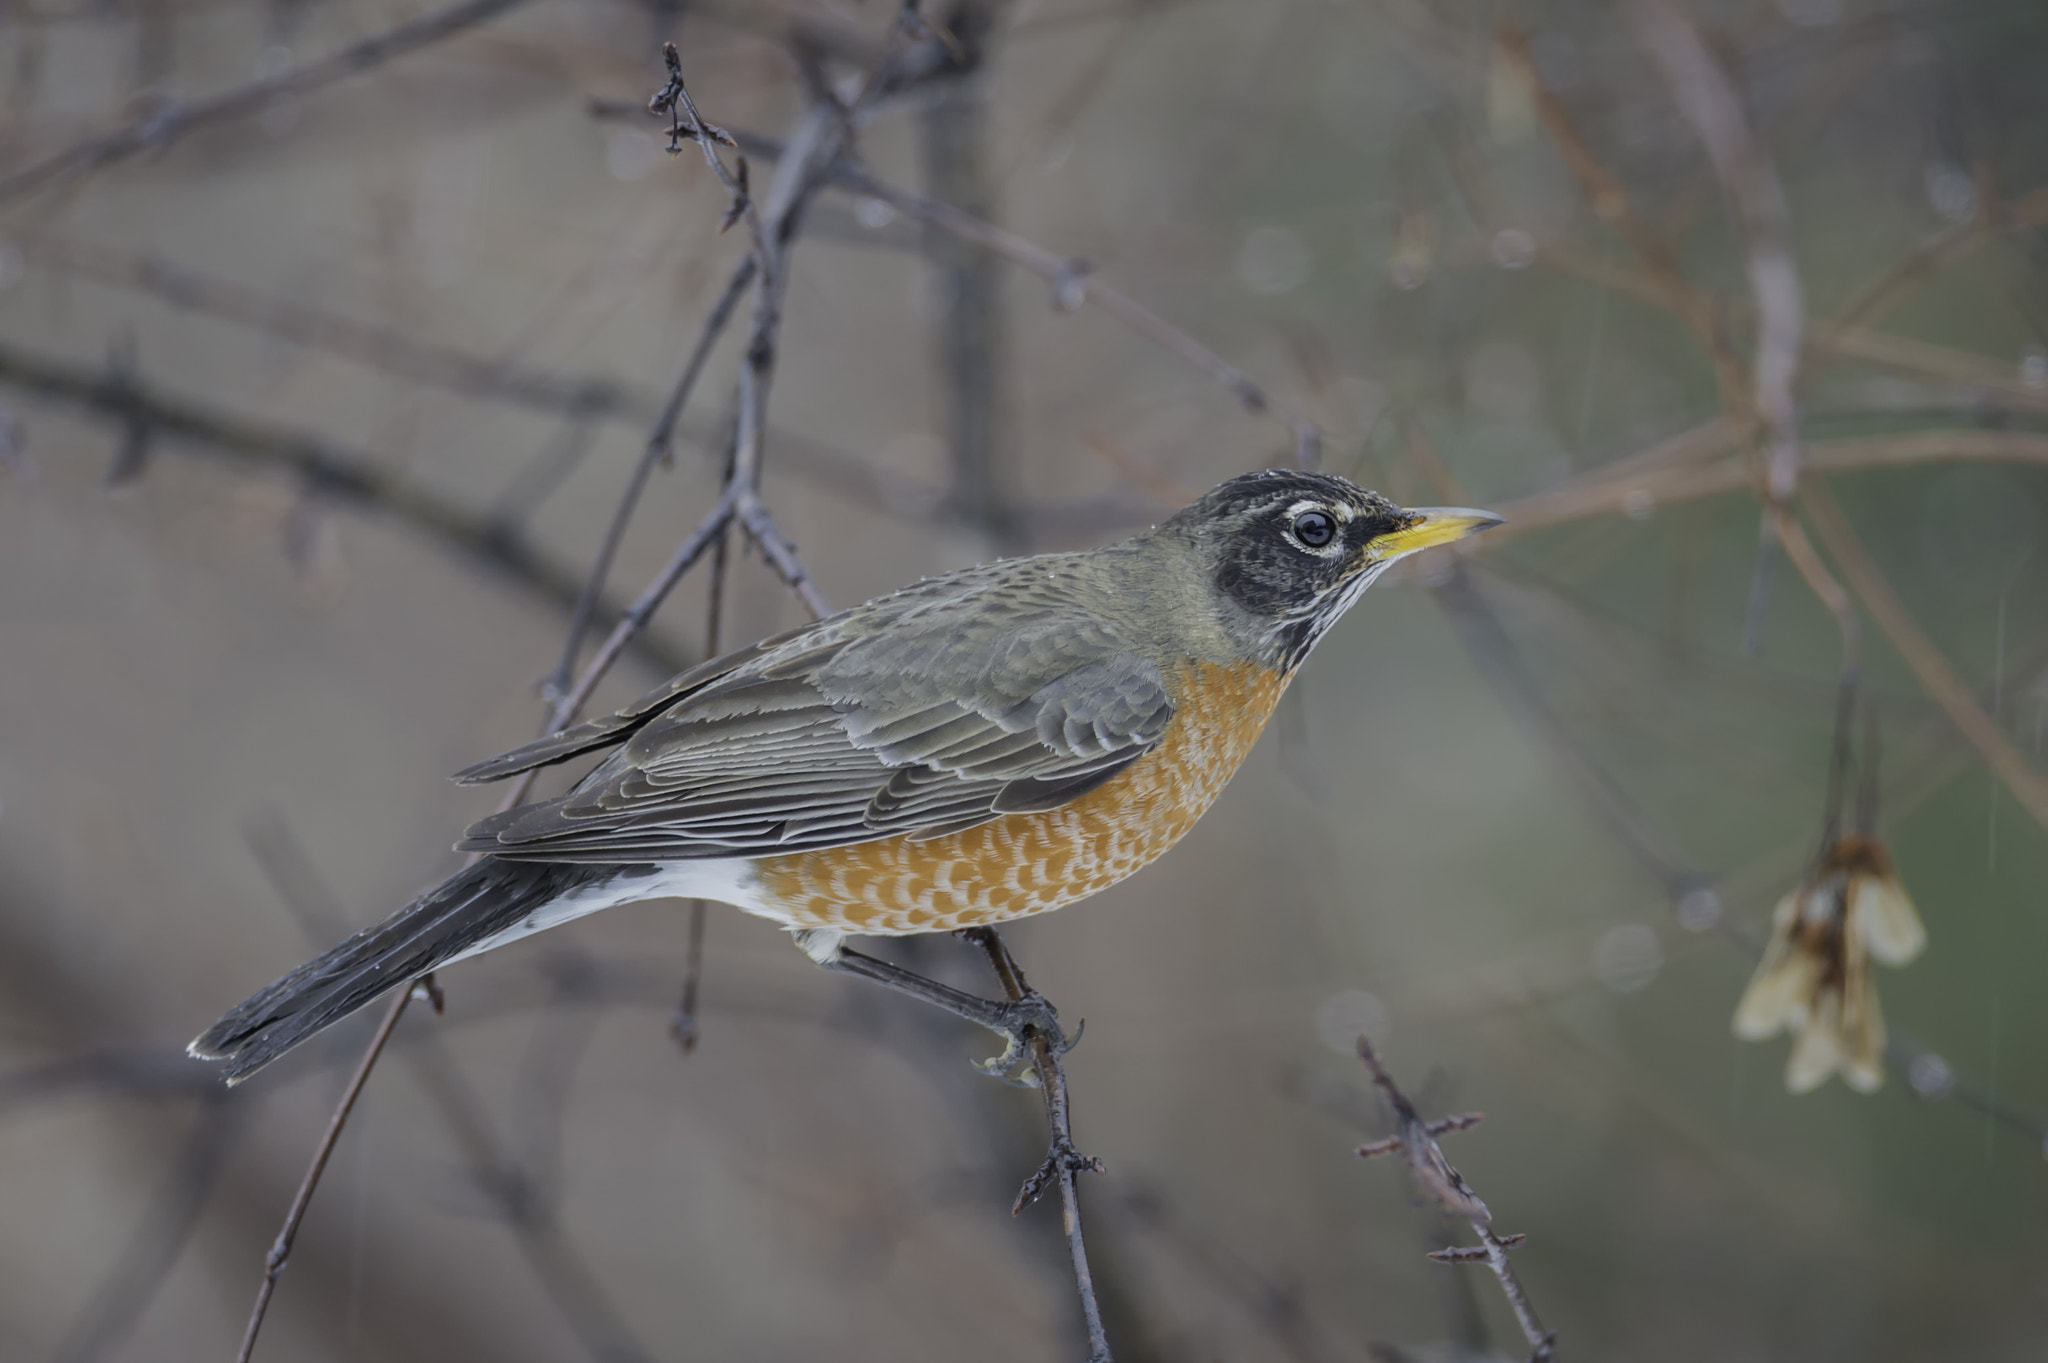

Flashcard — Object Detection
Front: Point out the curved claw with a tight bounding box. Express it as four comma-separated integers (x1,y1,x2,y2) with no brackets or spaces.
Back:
974,1035,1040,1087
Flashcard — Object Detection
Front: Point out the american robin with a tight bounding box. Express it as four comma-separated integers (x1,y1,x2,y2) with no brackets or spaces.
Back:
192,471,1498,1082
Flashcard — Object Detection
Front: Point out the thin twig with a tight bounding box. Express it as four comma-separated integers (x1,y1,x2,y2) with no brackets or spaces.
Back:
703,122,1324,466
1806,322,2048,413
1496,24,1744,406
1799,480,2048,831
0,0,535,206
961,927,1113,1363
533,488,739,739
1355,1112,1483,1158
1481,429,2048,544
545,258,756,703
1622,0,1807,655
1625,0,1804,501
235,988,409,1363
920,1,1016,544
1354,1038,1554,1363
242,813,654,1362
671,501,734,1052
1829,183,2048,334
735,490,835,618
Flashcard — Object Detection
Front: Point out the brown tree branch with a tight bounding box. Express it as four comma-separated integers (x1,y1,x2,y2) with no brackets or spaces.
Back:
1624,0,1803,497
1482,429,2048,544
1620,0,1813,657
1830,183,2048,334
1798,481,2048,831
1495,24,1745,408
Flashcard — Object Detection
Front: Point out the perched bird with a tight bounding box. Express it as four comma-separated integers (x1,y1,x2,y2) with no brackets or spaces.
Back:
191,471,1499,1082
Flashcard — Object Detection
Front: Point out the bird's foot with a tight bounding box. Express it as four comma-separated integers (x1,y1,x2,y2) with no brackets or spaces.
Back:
972,992,1083,1086
803,933,1084,1082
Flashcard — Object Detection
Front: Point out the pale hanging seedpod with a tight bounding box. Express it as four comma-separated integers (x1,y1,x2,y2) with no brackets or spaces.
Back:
1733,835,1925,1095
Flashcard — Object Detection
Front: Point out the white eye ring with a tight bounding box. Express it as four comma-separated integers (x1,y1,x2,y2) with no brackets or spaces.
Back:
1283,501,1345,555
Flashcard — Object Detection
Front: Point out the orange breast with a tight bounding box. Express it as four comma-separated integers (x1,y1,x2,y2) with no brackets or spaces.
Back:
750,659,1289,934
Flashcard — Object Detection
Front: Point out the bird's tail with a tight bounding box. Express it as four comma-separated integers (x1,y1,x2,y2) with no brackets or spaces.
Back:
189,858,605,1084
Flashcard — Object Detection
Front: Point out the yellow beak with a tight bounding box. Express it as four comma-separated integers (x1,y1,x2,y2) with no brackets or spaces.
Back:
1369,506,1505,561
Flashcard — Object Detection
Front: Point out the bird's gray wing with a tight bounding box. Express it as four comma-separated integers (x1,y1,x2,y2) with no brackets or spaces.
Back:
455,563,1176,862
450,619,829,786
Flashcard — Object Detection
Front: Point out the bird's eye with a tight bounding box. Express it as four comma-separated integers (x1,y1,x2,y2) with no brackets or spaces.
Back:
1292,509,1336,548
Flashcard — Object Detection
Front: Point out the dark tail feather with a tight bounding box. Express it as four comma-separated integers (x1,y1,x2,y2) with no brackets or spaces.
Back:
189,859,604,1084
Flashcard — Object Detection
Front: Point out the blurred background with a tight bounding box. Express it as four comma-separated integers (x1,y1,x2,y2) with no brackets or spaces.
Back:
3,0,2046,1359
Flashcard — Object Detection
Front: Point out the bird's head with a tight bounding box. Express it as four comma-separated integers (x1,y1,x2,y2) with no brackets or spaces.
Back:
1164,470,1501,669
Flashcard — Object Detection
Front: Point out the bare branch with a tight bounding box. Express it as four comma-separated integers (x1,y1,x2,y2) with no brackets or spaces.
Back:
706,123,1324,466
15,233,628,420
545,258,756,703
0,336,692,676
235,989,410,1363
735,490,834,619
1624,0,1804,501
1799,481,2048,831
1354,1039,1554,1363
0,0,536,207
242,813,655,1361
1495,24,1745,406
1830,183,2048,334
1483,429,2048,545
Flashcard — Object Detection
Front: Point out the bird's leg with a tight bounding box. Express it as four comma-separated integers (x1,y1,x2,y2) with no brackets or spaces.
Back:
796,928,1073,1080
955,924,1086,1086
956,925,1107,1232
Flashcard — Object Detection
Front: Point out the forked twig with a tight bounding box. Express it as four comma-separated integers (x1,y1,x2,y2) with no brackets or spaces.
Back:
1354,1038,1554,1363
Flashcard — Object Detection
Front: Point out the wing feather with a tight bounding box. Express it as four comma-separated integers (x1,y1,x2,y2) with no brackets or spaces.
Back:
455,554,1178,862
